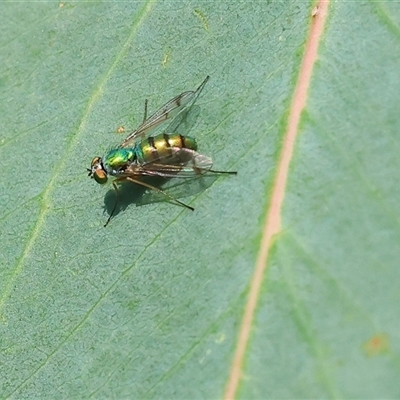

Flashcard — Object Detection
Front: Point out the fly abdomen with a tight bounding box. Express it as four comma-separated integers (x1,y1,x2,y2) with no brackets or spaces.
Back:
164,133,197,152
139,133,197,163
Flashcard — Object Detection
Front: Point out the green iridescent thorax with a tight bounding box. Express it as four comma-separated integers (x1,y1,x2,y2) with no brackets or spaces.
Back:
137,133,197,163
103,148,135,173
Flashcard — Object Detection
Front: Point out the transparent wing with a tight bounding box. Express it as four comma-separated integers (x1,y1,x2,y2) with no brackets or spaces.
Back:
120,76,210,149
124,147,214,178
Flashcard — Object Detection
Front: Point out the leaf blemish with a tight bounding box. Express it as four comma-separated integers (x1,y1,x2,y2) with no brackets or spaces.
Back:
363,333,389,357
194,9,209,31
162,49,170,68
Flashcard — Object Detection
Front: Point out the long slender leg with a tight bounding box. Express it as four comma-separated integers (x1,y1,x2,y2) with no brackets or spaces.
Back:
104,180,121,227
124,176,195,211
142,99,148,123
208,169,237,175
135,163,238,178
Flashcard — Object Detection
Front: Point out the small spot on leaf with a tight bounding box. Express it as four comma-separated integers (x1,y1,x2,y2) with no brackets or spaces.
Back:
363,333,389,357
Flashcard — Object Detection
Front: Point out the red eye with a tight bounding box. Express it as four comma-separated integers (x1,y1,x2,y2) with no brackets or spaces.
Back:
94,169,108,184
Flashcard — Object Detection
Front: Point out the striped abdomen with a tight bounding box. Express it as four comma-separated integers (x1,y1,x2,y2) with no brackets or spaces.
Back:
136,133,197,164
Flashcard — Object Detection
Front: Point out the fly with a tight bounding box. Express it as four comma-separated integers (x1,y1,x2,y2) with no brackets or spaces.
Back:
88,76,236,226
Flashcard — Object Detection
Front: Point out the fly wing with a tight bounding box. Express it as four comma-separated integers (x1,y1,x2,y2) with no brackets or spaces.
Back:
125,147,213,178
120,76,210,149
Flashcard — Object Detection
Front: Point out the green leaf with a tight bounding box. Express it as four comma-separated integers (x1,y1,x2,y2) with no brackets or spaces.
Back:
1,1,398,398
239,1,400,398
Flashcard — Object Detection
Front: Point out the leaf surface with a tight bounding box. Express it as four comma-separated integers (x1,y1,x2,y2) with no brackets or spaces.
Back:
1,1,398,398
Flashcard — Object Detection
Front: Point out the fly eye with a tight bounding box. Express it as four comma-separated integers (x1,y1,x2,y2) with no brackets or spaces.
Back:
91,157,101,168
94,169,108,184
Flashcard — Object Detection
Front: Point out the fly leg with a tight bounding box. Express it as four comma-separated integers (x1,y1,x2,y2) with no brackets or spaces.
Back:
207,169,237,175
189,154,237,176
104,180,121,227
142,99,148,123
124,176,195,211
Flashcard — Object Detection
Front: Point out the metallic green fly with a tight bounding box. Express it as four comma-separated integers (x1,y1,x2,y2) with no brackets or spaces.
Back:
88,76,236,226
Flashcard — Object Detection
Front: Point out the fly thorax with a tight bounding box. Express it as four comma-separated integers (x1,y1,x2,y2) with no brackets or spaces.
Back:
130,143,143,164
103,148,135,173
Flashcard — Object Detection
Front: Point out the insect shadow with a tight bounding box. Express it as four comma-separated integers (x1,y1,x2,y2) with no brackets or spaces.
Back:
103,172,221,220
102,104,215,220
